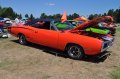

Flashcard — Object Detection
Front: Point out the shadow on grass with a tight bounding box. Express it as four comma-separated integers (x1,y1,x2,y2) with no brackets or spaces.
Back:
11,39,111,63
83,51,111,63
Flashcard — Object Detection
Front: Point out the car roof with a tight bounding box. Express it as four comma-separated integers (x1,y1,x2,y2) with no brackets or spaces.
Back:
25,18,60,25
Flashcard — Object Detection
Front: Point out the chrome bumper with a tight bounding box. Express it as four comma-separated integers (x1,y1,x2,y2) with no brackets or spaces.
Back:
101,37,114,52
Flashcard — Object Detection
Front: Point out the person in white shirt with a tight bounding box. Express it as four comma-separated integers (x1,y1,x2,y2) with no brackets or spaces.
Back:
15,16,20,24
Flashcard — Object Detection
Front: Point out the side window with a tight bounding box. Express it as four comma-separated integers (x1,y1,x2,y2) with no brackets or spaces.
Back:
31,21,50,30
31,24,42,28
42,22,50,30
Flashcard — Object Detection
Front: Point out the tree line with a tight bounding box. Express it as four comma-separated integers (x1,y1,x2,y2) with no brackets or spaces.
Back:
88,8,120,23
0,6,34,20
0,5,120,23
0,6,20,19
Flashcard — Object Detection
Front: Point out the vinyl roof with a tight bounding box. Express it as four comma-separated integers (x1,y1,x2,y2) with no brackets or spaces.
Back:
25,18,60,25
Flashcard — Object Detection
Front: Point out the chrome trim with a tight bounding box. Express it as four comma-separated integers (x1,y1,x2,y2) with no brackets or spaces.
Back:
101,41,112,52
50,21,59,31
101,36,115,52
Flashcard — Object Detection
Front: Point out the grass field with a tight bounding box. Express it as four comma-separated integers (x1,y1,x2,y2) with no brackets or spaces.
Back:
0,27,120,79
110,27,120,79
111,67,120,79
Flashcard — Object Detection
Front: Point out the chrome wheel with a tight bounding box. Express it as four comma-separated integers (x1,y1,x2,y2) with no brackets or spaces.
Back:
67,45,84,59
19,35,27,45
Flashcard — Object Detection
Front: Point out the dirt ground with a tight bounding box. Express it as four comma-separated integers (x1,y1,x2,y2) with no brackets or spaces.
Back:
0,28,120,79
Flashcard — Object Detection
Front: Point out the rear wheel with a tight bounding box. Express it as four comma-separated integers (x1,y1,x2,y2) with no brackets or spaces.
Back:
19,34,27,45
67,45,84,60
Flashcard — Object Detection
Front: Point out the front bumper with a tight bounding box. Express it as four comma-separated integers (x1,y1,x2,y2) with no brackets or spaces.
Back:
0,33,2,37
101,37,114,52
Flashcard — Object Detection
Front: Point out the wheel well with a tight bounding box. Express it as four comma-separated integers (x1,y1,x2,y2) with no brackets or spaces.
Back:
65,43,85,54
17,33,23,37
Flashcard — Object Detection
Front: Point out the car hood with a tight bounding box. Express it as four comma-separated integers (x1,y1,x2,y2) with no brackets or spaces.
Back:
70,16,113,32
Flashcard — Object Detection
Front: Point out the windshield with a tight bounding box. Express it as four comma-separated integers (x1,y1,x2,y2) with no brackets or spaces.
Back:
54,21,74,30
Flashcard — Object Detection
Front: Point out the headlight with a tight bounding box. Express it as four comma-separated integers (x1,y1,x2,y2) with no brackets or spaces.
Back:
101,41,111,52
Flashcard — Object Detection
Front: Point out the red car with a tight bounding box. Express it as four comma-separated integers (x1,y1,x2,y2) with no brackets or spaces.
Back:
8,19,114,59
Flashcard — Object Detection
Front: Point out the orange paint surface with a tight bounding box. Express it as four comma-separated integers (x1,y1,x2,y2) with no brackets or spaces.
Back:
8,24,103,55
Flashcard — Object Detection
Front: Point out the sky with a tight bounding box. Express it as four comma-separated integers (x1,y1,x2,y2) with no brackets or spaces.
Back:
0,0,120,18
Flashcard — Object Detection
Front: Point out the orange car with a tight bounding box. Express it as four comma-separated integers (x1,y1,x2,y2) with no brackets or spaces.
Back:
8,19,114,59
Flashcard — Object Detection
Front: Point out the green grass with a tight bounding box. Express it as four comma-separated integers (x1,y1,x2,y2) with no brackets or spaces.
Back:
42,75,51,79
116,28,120,32
110,67,120,79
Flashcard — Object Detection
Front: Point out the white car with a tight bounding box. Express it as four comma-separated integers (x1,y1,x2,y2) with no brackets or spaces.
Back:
4,18,12,26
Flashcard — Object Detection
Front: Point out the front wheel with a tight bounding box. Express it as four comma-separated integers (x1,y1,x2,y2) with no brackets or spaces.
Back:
19,34,27,45
67,45,84,60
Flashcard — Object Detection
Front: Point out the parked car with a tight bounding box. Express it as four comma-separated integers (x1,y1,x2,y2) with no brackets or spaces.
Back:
3,18,13,27
8,19,114,59
0,17,5,27
0,28,8,38
0,17,5,22
0,29,3,37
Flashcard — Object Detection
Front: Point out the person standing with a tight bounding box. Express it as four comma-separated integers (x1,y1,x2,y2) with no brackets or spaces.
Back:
15,16,20,24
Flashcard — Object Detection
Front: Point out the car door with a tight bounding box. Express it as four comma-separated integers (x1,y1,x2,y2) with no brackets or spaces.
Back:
35,28,59,49
23,26,38,43
25,21,59,49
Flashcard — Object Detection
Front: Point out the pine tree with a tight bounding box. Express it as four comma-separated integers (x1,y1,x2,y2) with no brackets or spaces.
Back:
30,14,34,20
25,14,29,19
107,9,114,16
72,13,79,19
40,13,47,19
88,14,94,20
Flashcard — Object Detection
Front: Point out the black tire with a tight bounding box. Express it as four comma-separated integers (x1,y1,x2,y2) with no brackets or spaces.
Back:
67,45,84,60
19,34,27,45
